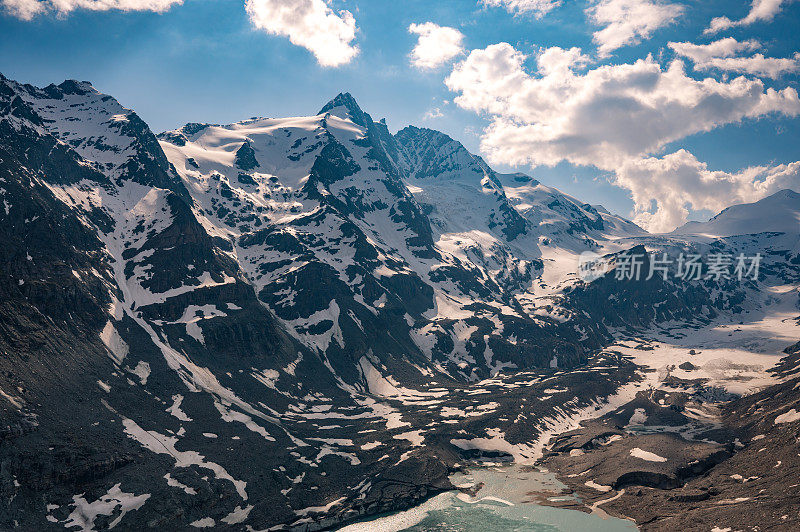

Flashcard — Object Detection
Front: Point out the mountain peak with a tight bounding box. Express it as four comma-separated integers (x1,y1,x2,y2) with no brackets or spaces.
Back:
772,188,800,200
56,79,95,95
318,92,369,127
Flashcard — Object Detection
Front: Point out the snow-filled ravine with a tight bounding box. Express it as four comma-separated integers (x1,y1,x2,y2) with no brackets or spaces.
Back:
337,464,637,531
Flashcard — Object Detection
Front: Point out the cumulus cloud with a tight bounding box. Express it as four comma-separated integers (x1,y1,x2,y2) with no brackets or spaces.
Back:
481,0,562,18
587,0,684,57
245,0,359,67
445,43,800,230
670,38,800,79
446,43,800,168
616,150,800,231
408,22,465,70
705,0,788,35
1,0,180,19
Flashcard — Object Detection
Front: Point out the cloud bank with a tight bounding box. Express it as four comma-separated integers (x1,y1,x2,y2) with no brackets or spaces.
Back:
1,0,181,19
446,43,800,230
616,151,800,231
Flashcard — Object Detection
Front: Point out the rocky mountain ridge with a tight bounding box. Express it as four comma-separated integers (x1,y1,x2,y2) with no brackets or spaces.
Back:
1,74,799,530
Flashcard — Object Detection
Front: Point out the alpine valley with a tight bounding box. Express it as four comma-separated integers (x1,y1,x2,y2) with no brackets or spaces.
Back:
1,73,799,531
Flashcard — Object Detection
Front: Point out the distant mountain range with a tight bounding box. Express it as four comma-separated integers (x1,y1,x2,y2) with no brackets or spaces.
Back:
1,73,798,530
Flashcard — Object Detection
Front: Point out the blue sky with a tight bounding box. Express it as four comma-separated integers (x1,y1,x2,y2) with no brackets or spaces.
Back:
1,0,798,230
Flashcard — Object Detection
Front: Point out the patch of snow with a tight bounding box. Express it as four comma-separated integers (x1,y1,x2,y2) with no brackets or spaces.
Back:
100,321,129,364
627,408,648,426
131,361,150,385
775,409,800,424
584,480,613,492
393,430,425,447
167,395,192,422
221,505,254,525
164,473,197,495
62,484,150,531
120,415,247,500
629,448,667,462
294,496,347,517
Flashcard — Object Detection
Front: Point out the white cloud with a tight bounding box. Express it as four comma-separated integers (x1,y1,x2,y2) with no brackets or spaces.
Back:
481,0,562,18
422,107,444,120
408,22,465,70
587,0,684,57
2,0,44,19
445,43,800,231
245,0,359,68
705,0,788,34
670,38,800,79
615,150,800,231
446,43,800,168
2,0,180,19
698,53,800,79
536,46,590,75
668,37,760,63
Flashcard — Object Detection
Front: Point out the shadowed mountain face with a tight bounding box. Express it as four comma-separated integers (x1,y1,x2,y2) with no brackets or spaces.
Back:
1,74,799,530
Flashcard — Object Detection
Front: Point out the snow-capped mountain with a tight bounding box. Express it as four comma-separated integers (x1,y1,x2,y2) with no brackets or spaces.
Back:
2,73,799,531
673,188,800,238
156,91,648,383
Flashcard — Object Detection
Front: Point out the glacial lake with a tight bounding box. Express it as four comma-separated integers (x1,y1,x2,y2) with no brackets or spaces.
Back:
338,464,638,531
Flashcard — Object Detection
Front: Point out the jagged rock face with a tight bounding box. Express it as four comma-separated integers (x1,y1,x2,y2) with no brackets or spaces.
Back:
1,74,798,530
234,140,259,172
2,76,185,196
158,92,639,383
0,75,358,530
563,246,721,328
394,125,529,242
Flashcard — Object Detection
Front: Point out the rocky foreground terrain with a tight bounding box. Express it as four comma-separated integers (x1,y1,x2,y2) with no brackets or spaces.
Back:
536,339,800,531
0,72,798,530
